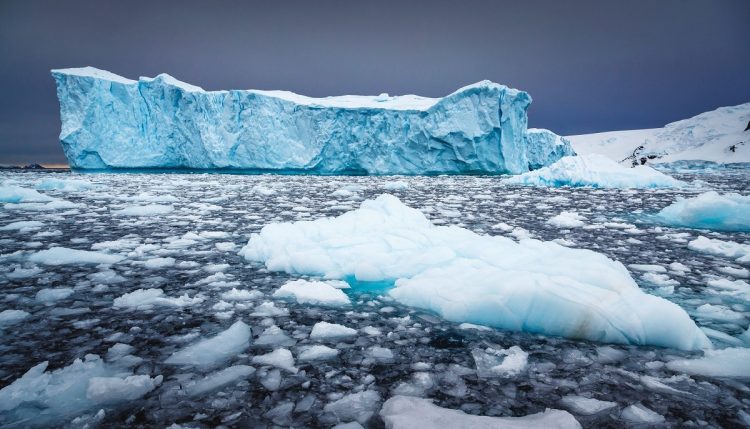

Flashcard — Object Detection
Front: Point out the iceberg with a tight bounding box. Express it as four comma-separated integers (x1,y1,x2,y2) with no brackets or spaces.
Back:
504,154,684,188
51,67,572,175
240,194,711,350
653,191,750,232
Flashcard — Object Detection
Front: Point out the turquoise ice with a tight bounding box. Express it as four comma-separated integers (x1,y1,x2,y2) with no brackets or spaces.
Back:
51,67,573,174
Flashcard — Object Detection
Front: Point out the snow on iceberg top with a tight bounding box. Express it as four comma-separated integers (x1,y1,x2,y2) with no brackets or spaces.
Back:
51,67,516,111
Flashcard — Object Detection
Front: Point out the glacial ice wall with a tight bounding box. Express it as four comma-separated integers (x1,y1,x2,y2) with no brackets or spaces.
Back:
51,67,572,174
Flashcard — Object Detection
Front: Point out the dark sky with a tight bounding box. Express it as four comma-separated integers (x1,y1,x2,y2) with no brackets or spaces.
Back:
1,0,749,165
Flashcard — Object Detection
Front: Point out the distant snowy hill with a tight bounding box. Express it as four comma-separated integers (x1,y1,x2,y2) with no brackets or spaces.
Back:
568,103,750,166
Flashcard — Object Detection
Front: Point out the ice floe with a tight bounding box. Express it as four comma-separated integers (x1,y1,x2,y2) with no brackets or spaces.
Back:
653,191,750,231
504,154,683,188
380,395,581,429
165,320,251,367
242,194,710,350
272,279,351,307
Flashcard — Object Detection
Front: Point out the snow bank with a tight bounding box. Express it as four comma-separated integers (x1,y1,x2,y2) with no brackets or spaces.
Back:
29,247,124,265
241,194,711,350
380,396,581,429
273,279,350,307
0,355,160,426
568,102,750,165
504,154,683,188
654,192,750,232
666,347,750,378
165,320,251,367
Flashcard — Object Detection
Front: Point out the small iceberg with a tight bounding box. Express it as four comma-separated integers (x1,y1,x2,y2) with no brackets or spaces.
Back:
652,191,750,231
241,194,710,350
504,154,684,188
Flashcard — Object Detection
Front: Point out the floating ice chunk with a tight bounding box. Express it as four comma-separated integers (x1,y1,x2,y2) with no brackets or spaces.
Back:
505,154,683,188
0,309,30,325
641,272,679,287
299,345,339,361
0,183,53,203
653,192,750,232
113,204,174,216
143,257,175,269
260,368,282,391
620,403,664,424
113,288,203,309
628,264,667,273
380,395,581,429
717,266,750,278
221,288,263,301
252,185,276,196
560,395,617,415
86,374,162,404
106,343,135,361
89,269,126,284
0,355,155,426
251,348,297,373
367,346,395,363
325,390,381,425
165,320,251,367
383,181,409,191
333,422,365,429
694,304,746,322
6,266,43,279
255,325,296,347
215,241,236,252
184,365,255,396
250,301,290,317
35,287,74,304
707,278,750,300
241,194,710,350
273,279,351,307
310,321,357,340
0,220,44,232
472,346,528,377
687,236,750,262
392,372,434,397
547,211,585,228
29,247,124,265
666,347,750,378
36,178,95,192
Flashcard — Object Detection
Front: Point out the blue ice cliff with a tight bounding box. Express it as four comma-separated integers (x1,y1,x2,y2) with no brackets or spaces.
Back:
51,67,574,174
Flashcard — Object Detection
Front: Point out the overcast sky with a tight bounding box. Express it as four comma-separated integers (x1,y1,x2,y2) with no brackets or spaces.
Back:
1,0,748,164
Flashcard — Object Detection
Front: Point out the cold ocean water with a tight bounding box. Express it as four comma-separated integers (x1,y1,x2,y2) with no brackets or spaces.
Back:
0,168,749,428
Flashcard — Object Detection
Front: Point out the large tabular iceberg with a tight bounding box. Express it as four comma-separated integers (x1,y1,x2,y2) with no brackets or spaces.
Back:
51,67,573,174
240,194,710,350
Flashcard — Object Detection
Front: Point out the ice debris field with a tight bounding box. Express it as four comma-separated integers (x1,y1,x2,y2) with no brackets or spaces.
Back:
1,166,749,428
